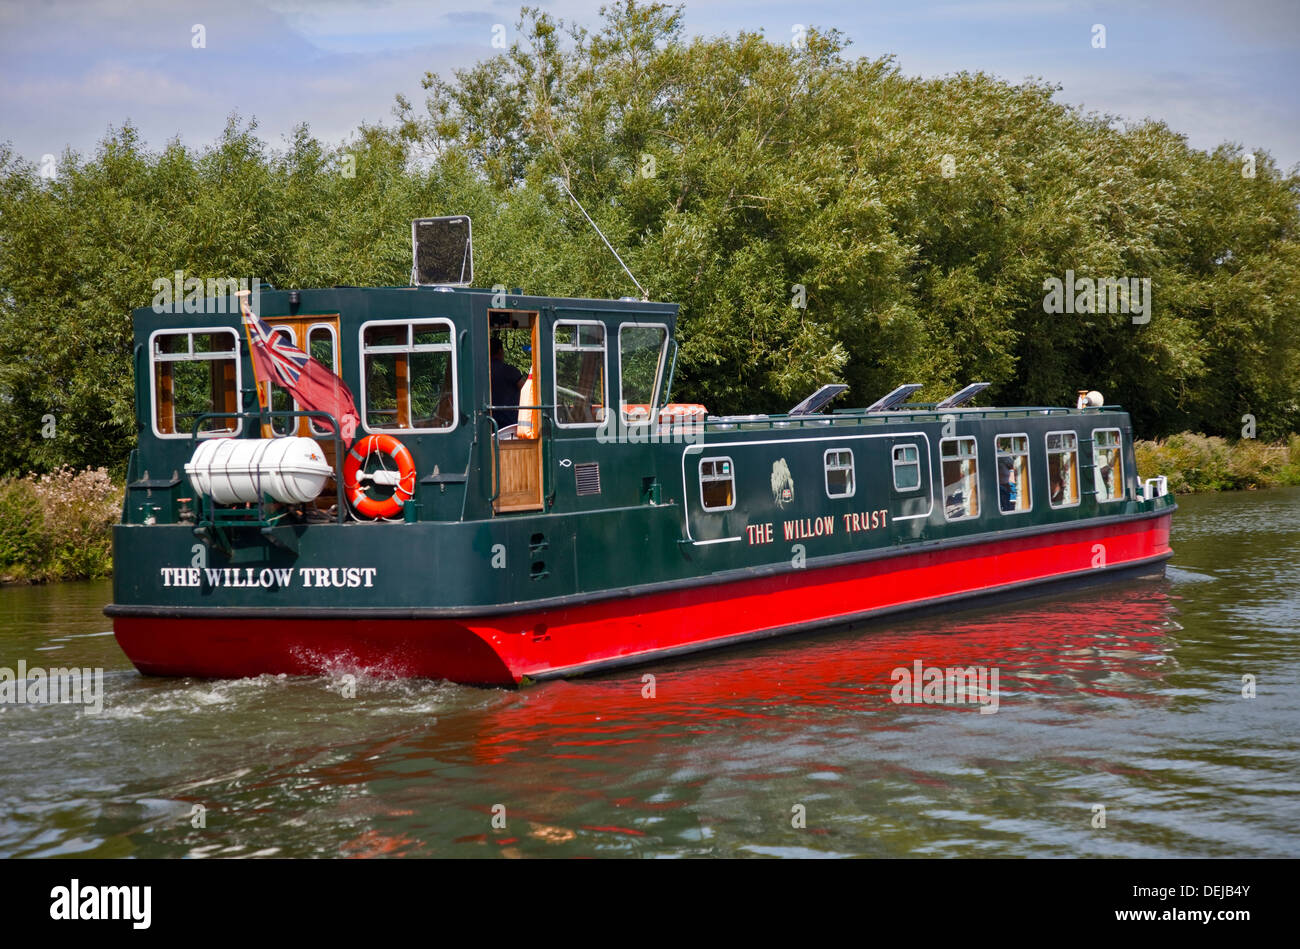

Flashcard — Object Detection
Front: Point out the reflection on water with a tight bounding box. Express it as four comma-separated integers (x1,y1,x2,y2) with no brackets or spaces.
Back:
1,488,1298,857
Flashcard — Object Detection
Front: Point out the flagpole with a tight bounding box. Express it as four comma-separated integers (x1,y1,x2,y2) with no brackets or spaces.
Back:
236,290,272,439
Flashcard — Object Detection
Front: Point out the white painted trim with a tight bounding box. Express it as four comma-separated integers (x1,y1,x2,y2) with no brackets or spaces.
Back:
358,318,458,435
823,447,856,499
1045,429,1082,509
1091,426,1125,504
306,322,339,436
679,431,936,545
698,455,737,513
616,322,669,425
552,318,608,429
147,326,243,440
994,431,1033,516
891,442,922,493
939,435,980,522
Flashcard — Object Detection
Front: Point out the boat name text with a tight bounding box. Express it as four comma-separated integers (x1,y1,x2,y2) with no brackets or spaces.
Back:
746,509,889,545
159,566,378,589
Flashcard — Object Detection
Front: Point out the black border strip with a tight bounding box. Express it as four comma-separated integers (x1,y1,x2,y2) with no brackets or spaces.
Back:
105,503,1176,620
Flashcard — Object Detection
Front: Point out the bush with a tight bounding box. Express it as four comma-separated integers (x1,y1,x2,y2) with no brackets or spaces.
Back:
1134,433,1300,493
0,467,121,582
0,478,48,580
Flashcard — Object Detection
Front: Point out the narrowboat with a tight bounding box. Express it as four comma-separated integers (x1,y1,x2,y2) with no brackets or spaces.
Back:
106,218,1176,686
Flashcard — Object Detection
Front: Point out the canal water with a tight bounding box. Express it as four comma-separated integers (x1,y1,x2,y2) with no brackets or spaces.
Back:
1,489,1297,858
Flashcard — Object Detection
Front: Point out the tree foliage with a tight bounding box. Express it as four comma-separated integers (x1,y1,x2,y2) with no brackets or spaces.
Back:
2,0,1298,476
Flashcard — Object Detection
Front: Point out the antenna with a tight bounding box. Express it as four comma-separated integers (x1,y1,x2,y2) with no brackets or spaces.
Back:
560,180,648,301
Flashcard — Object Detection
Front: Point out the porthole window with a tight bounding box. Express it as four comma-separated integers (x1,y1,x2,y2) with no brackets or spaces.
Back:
700,456,735,512
824,449,855,498
893,444,921,491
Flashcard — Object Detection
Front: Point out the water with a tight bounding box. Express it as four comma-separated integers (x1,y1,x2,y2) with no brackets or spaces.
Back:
1,489,1297,858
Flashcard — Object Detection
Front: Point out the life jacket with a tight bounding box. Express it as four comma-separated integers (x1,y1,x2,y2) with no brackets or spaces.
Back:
517,366,539,439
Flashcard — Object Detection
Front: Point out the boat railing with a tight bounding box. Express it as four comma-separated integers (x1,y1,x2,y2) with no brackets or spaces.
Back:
190,409,348,528
482,403,558,508
698,404,1127,432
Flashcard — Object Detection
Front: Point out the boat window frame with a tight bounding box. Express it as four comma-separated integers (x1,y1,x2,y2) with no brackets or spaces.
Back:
357,317,459,436
892,443,922,493
823,447,855,499
551,319,608,429
939,435,980,522
698,455,736,513
305,322,339,437
267,323,298,437
1045,429,1082,510
994,432,1033,516
616,322,669,425
1091,426,1125,504
148,326,243,440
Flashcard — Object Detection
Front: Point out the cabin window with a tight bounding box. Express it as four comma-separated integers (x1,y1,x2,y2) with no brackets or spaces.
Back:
360,320,456,433
619,324,668,422
995,434,1032,514
1093,428,1124,502
699,456,735,512
824,449,855,498
553,322,606,426
892,444,921,491
940,437,979,520
268,326,296,436
150,328,240,438
307,324,338,436
1046,431,1080,508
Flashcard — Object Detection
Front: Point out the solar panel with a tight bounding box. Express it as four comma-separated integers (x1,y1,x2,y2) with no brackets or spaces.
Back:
865,383,922,413
788,384,848,416
935,382,990,409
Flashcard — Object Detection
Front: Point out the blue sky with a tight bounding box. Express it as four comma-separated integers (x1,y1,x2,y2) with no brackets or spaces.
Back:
1,0,1297,172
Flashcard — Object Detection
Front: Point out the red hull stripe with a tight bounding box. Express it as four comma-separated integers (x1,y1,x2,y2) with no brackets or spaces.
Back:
113,515,1171,686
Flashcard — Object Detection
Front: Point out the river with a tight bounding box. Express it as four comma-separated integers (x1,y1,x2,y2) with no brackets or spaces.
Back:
2,488,1297,857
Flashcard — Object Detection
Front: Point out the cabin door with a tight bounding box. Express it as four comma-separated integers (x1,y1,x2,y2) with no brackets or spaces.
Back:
264,316,342,498
489,309,545,513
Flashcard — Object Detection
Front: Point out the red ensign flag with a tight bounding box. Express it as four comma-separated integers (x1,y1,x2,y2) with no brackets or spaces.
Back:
240,296,360,443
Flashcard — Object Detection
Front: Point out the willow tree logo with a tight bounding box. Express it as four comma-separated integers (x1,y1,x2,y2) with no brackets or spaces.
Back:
1043,270,1151,324
771,458,794,506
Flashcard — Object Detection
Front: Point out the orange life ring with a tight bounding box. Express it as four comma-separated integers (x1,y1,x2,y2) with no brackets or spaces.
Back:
343,434,416,519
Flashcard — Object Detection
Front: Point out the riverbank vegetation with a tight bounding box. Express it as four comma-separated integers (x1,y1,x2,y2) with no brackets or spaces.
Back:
0,468,120,583
2,2,1298,481
1135,434,1300,493
0,435,1293,583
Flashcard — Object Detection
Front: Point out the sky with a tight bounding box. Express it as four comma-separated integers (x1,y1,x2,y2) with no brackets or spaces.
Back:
1,0,1298,172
